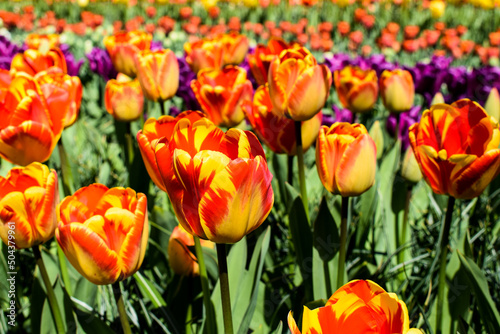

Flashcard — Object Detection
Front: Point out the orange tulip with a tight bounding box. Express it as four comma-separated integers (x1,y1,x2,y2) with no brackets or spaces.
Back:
243,84,322,155
0,163,58,249
409,99,500,199
288,280,423,334
144,116,274,244
184,38,224,74
35,67,82,128
247,38,291,86
379,69,415,113
56,184,148,285
10,48,67,76
316,123,377,196
0,72,69,166
191,66,253,127
103,31,152,78
218,32,249,66
25,33,60,50
268,46,332,121
134,49,179,102
104,73,144,122
168,225,214,276
334,66,378,114
0,69,11,103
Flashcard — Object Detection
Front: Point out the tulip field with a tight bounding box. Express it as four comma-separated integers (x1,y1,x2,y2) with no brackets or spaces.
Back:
2,0,500,333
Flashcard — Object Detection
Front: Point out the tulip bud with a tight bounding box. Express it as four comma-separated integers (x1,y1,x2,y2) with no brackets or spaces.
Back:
105,73,144,122
429,1,446,19
485,87,500,122
401,147,422,183
368,120,384,159
168,226,214,276
379,69,415,113
334,66,378,114
103,31,152,78
431,92,445,105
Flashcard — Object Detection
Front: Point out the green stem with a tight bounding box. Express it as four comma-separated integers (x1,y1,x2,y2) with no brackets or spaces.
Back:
398,185,413,267
56,245,71,295
337,196,349,289
294,121,309,220
323,260,332,297
287,155,294,186
435,196,456,334
216,243,234,334
125,122,134,167
159,100,166,115
112,282,132,334
57,139,75,195
33,246,65,334
193,236,217,334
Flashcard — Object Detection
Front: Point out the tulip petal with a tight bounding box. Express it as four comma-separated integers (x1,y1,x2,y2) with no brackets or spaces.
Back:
287,312,302,334
137,131,167,192
0,192,36,249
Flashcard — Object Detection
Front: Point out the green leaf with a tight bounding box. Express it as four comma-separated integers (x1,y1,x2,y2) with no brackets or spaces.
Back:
269,321,283,334
134,272,167,308
457,251,500,333
313,196,340,262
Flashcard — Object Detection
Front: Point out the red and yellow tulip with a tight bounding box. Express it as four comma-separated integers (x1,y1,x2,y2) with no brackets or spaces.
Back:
0,72,69,166
409,99,500,199
379,69,415,113
316,123,377,196
184,38,224,74
334,66,378,114
141,115,274,244
0,69,11,103
191,66,253,127
25,33,60,50
218,32,249,66
243,84,322,155
104,73,144,122
0,163,58,249
103,31,152,78
288,280,423,334
56,184,149,285
10,48,67,76
268,46,331,121
135,49,179,102
247,38,291,86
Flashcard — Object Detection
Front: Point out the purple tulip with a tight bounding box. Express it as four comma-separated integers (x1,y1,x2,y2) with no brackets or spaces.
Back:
176,56,201,110
86,47,118,81
60,44,84,77
386,106,421,150
0,36,26,70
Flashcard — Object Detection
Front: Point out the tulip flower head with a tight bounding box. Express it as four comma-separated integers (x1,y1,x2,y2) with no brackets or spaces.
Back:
56,184,149,285
409,99,500,199
0,163,58,249
334,66,378,114
103,31,152,78
247,38,291,86
288,280,423,334
191,66,253,127
25,34,60,51
379,69,415,113
268,46,332,121
134,49,179,102
184,38,224,74
243,84,322,155
316,123,377,196
10,48,67,76
218,32,249,66
105,73,144,122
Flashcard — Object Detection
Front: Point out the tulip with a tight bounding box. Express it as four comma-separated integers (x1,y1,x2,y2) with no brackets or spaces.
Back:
25,33,60,50
134,49,179,102
0,163,58,249
316,123,377,197
56,184,149,285
243,84,322,155
334,66,378,114
431,92,445,105
191,66,253,127
288,280,423,334
401,147,423,184
144,116,274,244
379,69,415,113
218,32,249,66
0,72,69,166
105,73,144,122
184,38,224,74
0,68,10,102
168,225,214,276
10,48,67,76
485,87,500,122
268,46,332,121
103,31,152,78
247,38,291,86
429,0,446,19
409,99,500,199
368,120,384,159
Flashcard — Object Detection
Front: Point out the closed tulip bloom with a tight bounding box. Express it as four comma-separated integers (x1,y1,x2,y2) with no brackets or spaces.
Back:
137,110,207,192
409,99,500,199
0,163,58,249
247,38,291,86
485,87,500,122
168,225,214,276
25,34,60,50
401,147,423,184
316,123,377,196
288,280,423,334
268,46,331,122
152,117,274,243
135,49,179,102
243,84,322,155
0,73,68,166
218,32,249,66
379,69,415,113
334,66,378,114
105,73,144,122
56,184,149,285
35,67,83,128
184,38,224,74
191,66,253,127
10,48,67,76
104,31,152,78
429,0,446,19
